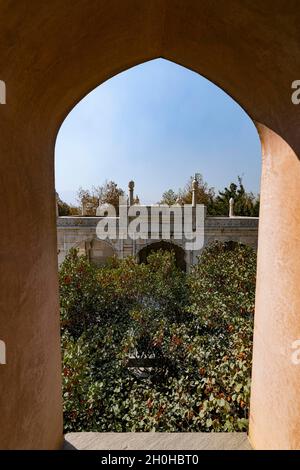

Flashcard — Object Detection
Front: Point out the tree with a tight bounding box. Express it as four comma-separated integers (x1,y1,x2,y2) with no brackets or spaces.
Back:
77,187,98,216
187,241,256,431
179,173,215,209
77,180,125,215
160,173,215,210
94,180,125,209
56,193,80,216
68,205,81,216
159,174,259,217
160,189,178,205
60,243,255,432
210,176,259,216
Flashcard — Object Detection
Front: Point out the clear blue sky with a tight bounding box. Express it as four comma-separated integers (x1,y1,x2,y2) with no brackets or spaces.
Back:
55,58,261,205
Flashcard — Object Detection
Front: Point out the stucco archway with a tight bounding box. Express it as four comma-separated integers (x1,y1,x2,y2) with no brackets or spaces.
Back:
1,1,300,450
70,238,116,267
137,240,187,271
87,239,116,267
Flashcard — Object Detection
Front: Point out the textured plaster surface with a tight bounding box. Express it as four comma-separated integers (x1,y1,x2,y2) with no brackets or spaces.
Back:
64,432,251,450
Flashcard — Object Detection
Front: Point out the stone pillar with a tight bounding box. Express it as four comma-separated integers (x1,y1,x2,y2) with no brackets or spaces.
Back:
192,176,197,208
229,197,234,217
128,180,135,206
249,124,300,449
0,117,63,449
55,191,59,218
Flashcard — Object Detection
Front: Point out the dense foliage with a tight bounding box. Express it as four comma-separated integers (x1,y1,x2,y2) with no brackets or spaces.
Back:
58,173,259,218
160,174,259,216
208,177,259,216
57,193,80,216
60,242,256,432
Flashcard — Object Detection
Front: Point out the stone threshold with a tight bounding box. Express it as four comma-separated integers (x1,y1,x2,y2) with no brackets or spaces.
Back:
64,432,251,450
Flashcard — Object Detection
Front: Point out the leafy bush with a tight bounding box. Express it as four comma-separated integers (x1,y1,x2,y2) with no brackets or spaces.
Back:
60,242,255,432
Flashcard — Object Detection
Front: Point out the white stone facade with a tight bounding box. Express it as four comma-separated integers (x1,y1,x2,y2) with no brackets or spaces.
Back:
57,214,258,271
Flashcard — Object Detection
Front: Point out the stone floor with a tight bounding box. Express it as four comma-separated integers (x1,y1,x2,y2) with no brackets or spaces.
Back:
64,432,251,450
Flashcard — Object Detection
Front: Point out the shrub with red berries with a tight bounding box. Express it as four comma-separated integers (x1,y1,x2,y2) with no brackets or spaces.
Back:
61,242,255,432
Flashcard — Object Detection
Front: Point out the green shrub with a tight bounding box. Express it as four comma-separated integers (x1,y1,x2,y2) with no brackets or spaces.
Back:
60,242,255,432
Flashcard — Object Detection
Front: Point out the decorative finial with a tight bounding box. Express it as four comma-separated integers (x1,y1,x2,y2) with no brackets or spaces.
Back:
128,180,135,205
229,197,234,217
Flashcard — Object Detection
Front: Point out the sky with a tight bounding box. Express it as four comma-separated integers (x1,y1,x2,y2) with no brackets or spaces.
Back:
55,58,261,205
